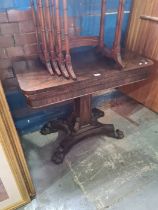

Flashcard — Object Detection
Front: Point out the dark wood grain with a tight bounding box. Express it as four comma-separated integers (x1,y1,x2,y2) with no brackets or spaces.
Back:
74,95,92,125
16,50,153,108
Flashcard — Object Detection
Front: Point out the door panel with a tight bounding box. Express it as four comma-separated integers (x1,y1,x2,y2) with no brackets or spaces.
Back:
121,0,158,112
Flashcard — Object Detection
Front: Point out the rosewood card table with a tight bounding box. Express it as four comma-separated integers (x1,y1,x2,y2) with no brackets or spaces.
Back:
16,49,153,164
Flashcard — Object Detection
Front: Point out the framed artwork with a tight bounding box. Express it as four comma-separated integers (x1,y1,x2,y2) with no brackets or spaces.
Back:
0,81,35,209
0,121,30,210
0,178,9,202
0,143,28,210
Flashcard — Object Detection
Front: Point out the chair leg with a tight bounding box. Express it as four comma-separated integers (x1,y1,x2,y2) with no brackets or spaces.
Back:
98,0,125,69
111,0,125,68
45,0,62,76
99,0,106,50
37,0,54,75
30,0,43,61
55,0,70,79
63,0,77,80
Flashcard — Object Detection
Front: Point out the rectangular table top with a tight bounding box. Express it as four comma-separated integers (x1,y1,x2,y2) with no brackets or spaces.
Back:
16,49,153,108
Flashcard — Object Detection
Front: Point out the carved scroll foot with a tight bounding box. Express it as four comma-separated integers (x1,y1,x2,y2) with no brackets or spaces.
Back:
51,123,124,164
52,146,65,164
92,108,105,120
40,120,71,135
40,108,124,165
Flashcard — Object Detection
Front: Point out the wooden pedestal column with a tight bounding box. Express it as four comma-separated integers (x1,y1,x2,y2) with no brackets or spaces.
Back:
74,95,92,125
41,95,124,164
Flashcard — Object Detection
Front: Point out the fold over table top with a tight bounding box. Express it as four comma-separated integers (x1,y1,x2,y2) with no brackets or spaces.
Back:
16,49,153,108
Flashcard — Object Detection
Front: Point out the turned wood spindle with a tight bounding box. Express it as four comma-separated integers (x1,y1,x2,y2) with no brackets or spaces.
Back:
37,0,54,75
63,0,77,80
55,0,70,78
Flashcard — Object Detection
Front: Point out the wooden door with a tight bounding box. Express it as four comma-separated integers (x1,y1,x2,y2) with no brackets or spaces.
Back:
121,0,158,112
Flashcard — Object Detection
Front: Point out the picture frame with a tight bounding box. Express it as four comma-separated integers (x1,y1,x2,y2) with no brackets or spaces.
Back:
0,81,35,209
